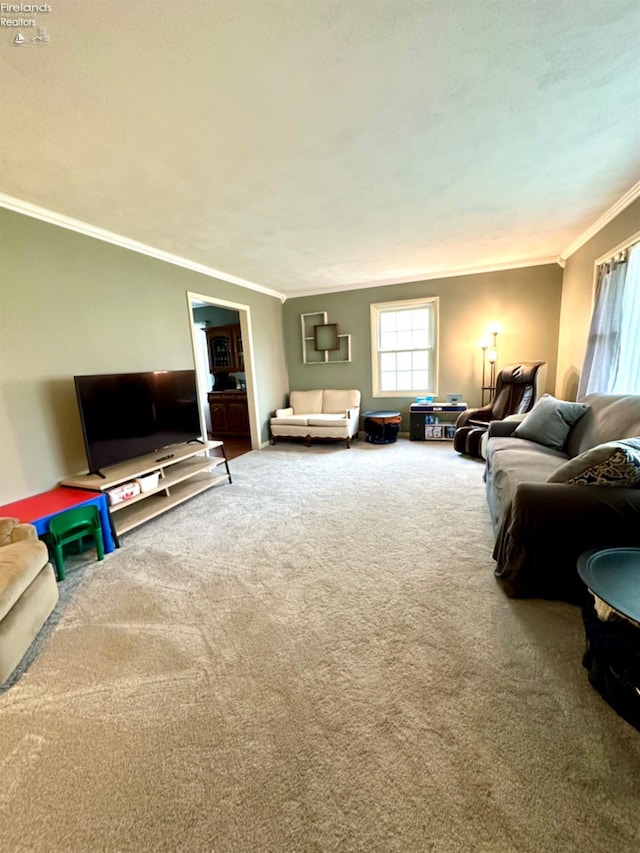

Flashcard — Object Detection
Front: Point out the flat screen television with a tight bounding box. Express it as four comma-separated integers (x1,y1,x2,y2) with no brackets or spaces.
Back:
74,370,203,475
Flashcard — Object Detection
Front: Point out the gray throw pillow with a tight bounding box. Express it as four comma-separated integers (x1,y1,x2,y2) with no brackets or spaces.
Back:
514,394,589,450
548,438,640,486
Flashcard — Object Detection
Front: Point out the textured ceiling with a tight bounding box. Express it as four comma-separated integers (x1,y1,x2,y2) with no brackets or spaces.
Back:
1,1,639,297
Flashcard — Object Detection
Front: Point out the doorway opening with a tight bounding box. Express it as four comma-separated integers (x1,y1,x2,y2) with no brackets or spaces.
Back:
186,291,259,460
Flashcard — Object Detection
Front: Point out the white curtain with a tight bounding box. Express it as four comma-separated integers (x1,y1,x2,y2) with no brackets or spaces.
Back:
578,243,640,396
611,246,640,393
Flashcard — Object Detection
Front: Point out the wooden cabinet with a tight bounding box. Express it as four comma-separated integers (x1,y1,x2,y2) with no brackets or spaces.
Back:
205,324,244,374
204,323,248,435
208,391,250,437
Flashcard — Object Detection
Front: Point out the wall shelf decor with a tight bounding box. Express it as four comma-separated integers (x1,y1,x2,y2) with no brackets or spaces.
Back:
301,312,352,364
313,322,340,351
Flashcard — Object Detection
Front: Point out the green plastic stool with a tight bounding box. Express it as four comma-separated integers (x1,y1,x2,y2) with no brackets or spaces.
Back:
46,505,105,581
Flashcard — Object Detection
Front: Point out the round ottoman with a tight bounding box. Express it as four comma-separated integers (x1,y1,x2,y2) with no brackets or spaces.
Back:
362,411,402,444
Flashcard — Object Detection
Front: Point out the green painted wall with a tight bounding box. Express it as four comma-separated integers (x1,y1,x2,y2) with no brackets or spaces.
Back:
557,197,640,400
192,306,240,326
0,209,289,503
282,264,563,429
3,194,638,505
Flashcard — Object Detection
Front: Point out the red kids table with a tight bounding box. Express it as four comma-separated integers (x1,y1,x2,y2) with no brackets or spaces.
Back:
0,487,117,556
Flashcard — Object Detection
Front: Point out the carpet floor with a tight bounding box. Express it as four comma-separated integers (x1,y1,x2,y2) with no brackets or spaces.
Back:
1,438,639,852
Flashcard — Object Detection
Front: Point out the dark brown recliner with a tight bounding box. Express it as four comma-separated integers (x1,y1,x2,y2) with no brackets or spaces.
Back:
454,362,546,458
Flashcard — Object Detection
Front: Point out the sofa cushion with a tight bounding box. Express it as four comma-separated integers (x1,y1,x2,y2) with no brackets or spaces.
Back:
323,389,361,414
514,394,589,451
548,438,640,486
290,390,323,415
485,437,568,533
0,517,20,547
270,415,310,426
0,540,50,621
565,394,640,458
307,414,348,427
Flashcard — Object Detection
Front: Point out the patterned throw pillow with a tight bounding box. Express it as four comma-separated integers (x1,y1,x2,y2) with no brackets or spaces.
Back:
547,438,640,486
514,393,589,451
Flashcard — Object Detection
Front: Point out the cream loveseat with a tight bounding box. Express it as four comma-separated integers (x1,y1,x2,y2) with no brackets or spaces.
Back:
0,517,59,684
269,389,361,448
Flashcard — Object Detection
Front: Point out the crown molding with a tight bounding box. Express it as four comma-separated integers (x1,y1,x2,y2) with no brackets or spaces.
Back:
593,228,640,266
561,180,640,261
12,187,624,301
0,193,286,302
282,256,562,299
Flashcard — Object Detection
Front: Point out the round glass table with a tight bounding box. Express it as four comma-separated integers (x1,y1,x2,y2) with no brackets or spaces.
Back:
577,548,640,623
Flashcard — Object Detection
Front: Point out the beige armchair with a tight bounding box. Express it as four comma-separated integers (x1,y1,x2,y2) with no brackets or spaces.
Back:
270,389,361,448
0,517,59,684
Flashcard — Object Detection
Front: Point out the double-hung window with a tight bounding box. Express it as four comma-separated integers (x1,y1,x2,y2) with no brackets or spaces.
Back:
371,297,438,397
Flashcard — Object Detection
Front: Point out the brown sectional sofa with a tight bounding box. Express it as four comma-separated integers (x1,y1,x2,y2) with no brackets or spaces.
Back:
486,393,640,603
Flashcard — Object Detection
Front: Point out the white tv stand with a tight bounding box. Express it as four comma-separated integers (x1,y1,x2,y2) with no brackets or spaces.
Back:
61,440,231,538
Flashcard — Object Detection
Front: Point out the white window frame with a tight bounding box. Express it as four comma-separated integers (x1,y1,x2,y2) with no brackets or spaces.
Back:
370,297,439,398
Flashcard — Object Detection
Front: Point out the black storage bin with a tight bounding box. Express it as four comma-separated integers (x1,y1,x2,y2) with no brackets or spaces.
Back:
581,601,640,731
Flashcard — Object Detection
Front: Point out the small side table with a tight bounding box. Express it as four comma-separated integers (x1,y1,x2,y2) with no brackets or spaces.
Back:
577,548,640,730
362,410,402,444
577,548,640,624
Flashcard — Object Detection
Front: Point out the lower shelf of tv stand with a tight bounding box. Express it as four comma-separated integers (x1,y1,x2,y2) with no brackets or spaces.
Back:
61,441,231,538
112,470,230,535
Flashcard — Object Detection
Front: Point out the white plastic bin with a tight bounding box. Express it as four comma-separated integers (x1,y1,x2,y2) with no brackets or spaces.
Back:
107,481,141,506
136,471,160,493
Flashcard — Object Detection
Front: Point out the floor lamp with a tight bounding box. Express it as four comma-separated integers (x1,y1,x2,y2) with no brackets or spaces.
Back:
479,323,501,405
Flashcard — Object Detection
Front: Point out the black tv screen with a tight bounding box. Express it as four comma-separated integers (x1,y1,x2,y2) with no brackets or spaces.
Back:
74,370,202,474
